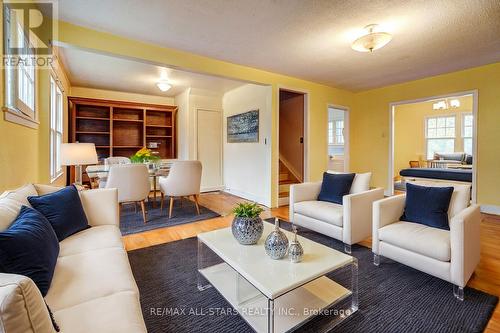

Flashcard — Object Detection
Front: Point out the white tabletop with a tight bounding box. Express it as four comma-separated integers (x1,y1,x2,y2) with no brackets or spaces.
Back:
198,222,353,299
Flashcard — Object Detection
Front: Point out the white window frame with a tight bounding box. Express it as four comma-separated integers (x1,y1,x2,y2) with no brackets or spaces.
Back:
50,75,63,181
461,112,473,155
328,119,344,145
3,4,38,128
425,115,456,160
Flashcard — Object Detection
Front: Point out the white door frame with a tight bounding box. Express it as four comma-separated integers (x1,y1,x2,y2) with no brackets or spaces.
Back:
388,90,478,203
194,107,224,192
327,104,350,172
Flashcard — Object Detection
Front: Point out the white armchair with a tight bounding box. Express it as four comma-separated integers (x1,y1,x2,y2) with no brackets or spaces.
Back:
159,160,202,218
290,172,384,253
372,183,480,300
105,164,150,223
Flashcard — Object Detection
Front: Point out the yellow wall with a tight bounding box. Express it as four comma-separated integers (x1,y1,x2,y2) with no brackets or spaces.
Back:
394,95,473,177
351,63,500,206
56,20,354,206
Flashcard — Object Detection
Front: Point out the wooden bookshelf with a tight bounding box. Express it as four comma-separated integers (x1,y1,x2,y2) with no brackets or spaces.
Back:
68,97,177,184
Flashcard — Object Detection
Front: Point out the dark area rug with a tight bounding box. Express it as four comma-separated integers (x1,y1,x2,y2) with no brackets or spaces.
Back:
120,198,220,235
128,220,498,333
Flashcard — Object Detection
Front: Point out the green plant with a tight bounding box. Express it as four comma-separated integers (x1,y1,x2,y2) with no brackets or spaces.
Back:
130,147,160,163
232,202,264,218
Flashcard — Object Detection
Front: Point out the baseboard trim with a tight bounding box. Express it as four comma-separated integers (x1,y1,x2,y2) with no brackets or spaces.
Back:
224,187,270,207
201,186,224,193
480,205,500,216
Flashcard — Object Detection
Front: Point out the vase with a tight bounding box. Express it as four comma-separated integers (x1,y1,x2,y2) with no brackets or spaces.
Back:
231,216,264,245
288,226,304,263
264,218,289,259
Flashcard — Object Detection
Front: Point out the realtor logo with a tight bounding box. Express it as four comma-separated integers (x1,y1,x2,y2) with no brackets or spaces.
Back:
3,1,56,68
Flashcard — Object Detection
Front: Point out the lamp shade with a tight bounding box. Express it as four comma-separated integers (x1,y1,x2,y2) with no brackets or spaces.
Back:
61,143,98,166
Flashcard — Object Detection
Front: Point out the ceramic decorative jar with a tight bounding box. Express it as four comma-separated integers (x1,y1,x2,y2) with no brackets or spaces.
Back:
265,218,289,259
231,216,264,245
288,226,304,263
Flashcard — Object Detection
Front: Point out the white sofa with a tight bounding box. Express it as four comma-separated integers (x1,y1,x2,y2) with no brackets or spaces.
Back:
372,182,480,300
290,172,384,253
0,184,147,333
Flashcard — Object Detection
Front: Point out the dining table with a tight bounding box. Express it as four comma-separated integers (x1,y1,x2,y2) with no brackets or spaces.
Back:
86,164,170,208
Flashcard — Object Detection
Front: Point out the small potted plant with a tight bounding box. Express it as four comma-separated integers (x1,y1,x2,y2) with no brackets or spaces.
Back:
231,202,264,245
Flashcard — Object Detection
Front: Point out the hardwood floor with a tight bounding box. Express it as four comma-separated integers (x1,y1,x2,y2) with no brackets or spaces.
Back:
122,192,500,332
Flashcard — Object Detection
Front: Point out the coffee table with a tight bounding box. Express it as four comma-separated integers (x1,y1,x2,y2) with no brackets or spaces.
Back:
197,222,358,333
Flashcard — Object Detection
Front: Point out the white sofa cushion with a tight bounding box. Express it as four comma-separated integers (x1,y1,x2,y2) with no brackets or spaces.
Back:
59,225,124,257
0,184,38,231
411,181,470,218
379,221,451,262
0,273,56,333
53,291,146,333
327,171,371,194
45,247,139,311
294,200,343,226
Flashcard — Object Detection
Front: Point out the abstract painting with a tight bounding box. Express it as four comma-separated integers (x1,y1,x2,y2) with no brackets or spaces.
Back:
227,110,259,143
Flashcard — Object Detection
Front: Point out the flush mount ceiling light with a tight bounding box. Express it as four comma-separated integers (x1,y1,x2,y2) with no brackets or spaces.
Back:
156,79,171,92
351,24,392,52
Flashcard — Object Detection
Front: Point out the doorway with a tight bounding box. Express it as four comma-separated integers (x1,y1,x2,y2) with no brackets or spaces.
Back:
196,108,223,192
327,106,349,172
278,89,306,205
389,91,477,202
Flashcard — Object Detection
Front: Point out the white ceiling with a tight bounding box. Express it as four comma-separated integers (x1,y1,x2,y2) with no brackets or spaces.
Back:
57,47,245,97
56,0,500,91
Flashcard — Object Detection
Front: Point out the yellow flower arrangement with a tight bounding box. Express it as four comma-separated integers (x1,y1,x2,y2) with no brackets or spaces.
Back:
130,147,160,163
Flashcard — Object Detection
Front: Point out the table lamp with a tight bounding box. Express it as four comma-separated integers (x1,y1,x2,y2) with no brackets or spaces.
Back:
61,143,98,185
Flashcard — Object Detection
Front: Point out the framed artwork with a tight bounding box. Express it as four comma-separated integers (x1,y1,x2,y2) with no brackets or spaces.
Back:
227,110,259,143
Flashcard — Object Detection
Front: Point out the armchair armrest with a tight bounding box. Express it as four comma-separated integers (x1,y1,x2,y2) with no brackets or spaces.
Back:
289,182,322,221
342,188,384,245
450,204,481,287
372,194,406,254
80,188,119,227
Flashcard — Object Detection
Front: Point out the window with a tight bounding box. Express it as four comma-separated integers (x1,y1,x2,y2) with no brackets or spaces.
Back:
3,5,37,127
462,114,473,155
426,116,455,159
50,76,63,181
328,120,344,145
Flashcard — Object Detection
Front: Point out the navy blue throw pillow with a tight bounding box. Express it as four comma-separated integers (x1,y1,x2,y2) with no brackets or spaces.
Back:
317,172,355,204
28,185,89,241
0,206,59,296
402,183,454,230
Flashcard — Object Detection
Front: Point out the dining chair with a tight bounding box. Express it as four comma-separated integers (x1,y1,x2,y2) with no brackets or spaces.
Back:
104,156,131,166
159,160,202,218
105,164,150,223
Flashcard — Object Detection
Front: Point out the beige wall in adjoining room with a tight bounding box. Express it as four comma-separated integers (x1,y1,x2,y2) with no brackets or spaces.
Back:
69,86,175,105
394,95,473,178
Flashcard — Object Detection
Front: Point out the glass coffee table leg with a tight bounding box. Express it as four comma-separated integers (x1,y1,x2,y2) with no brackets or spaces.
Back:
197,239,212,291
267,298,275,333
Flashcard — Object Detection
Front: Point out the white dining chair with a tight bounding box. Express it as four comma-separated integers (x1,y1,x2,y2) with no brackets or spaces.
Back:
105,164,150,223
104,156,131,166
159,160,202,218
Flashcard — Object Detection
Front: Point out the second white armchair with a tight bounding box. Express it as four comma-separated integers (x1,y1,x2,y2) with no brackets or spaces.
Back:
290,172,384,253
372,182,480,300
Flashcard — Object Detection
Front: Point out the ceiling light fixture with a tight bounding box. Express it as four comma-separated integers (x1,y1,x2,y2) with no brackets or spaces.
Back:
432,98,461,110
156,79,171,92
351,24,392,52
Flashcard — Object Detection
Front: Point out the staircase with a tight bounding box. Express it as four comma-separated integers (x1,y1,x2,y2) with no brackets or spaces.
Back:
279,160,300,206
